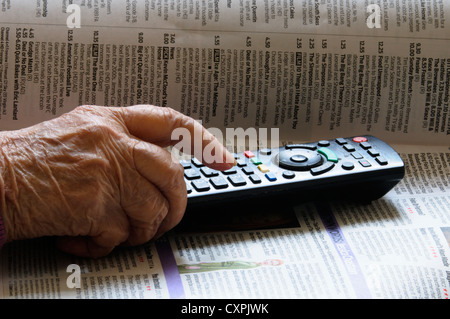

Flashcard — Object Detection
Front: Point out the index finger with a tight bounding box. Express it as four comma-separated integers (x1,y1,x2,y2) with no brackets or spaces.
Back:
113,105,235,171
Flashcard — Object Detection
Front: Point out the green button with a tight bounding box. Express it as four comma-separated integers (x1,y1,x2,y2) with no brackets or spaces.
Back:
251,157,262,165
318,147,339,163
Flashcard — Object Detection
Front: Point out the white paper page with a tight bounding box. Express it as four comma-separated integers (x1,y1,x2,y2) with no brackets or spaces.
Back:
0,1,448,145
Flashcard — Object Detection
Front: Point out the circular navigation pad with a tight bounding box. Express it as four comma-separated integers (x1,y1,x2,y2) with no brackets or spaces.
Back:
290,154,308,163
277,149,323,171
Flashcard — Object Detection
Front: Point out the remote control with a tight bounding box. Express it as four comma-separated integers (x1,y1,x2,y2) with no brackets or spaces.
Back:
182,135,405,211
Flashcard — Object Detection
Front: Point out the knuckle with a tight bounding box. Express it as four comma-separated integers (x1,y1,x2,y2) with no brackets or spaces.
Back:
169,160,185,186
160,164,186,204
84,123,117,140
173,159,185,178
161,107,187,127
74,104,95,114
161,106,179,118
152,195,170,216
123,183,170,219
142,191,169,215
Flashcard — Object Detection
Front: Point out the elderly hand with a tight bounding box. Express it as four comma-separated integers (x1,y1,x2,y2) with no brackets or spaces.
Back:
0,105,234,257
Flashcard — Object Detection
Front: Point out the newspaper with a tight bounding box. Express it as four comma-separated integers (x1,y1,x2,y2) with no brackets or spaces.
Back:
0,144,448,299
0,0,449,144
0,0,449,299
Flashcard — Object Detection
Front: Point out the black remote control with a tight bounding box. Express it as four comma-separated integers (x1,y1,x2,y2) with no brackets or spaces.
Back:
182,135,405,211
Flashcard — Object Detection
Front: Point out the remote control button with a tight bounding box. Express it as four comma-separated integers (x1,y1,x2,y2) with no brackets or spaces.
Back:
343,144,356,152
251,157,262,165
310,162,335,176
359,160,372,167
227,175,247,186
282,171,295,179
285,144,317,151
249,174,262,184
367,149,380,157
180,160,191,169
335,138,347,145
258,164,270,173
210,176,229,189
376,156,388,165
236,159,247,167
259,148,272,155
200,167,219,177
317,147,339,163
191,179,210,192
351,152,363,159
318,140,330,147
184,169,201,180
265,172,277,182
341,162,355,170
359,142,372,149
352,136,368,143
186,182,192,194
191,158,204,167
222,167,237,175
278,149,323,171
290,154,308,163
244,151,255,158
242,167,255,175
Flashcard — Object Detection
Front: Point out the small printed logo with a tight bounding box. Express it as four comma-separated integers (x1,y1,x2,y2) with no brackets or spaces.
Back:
171,121,279,164
366,4,381,28
66,4,81,29
66,264,81,289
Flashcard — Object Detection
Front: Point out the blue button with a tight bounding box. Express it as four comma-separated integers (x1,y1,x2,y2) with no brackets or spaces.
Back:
265,172,277,181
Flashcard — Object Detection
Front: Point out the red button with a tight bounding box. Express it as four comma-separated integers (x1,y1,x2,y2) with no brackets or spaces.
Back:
244,151,255,158
352,136,367,143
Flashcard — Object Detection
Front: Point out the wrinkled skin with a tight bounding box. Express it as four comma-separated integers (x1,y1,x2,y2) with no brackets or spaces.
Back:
0,105,234,258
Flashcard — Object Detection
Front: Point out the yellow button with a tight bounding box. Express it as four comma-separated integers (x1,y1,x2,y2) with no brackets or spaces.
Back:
258,164,270,173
